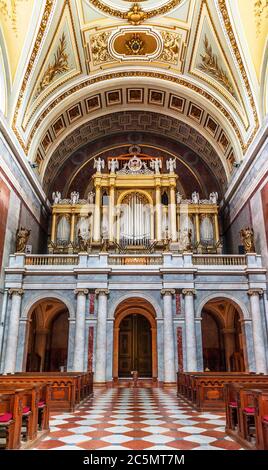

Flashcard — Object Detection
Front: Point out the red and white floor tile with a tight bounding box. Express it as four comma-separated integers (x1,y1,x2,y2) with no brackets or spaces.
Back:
32,388,242,450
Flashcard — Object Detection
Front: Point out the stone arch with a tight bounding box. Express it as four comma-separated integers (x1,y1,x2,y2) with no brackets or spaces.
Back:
21,292,75,320
196,292,250,321
113,296,158,380
108,291,162,319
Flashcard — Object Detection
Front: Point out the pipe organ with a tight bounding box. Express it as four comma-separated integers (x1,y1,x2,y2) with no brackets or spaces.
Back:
49,154,221,254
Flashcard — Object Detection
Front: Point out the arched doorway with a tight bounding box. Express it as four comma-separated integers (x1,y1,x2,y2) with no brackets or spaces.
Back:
26,299,69,372
118,314,152,377
201,298,245,372
113,297,157,380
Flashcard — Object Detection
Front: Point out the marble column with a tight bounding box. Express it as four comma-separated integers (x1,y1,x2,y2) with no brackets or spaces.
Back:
195,214,200,245
183,289,197,371
222,328,235,371
214,213,220,244
35,328,50,371
155,185,162,241
4,289,24,373
73,289,88,371
248,289,267,373
161,289,176,383
95,289,109,383
169,186,177,241
51,213,57,244
93,185,101,242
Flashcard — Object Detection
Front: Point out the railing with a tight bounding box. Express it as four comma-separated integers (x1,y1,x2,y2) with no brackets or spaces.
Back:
192,255,246,266
109,255,163,265
25,255,79,266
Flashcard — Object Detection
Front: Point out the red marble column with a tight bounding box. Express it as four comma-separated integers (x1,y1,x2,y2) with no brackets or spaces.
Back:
87,326,94,372
177,327,183,372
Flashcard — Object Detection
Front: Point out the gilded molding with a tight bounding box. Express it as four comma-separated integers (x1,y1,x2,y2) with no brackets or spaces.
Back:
254,0,268,37
199,35,235,97
35,32,69,98
217,0,259,151
89,0,183,22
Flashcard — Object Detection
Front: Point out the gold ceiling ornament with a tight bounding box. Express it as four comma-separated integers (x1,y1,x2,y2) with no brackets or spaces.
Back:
159,31,180,64
35,32,69,98
125,33,144,54
90,31,114,65
0,0,29,34
89,0,182,23
199,35,235,97
254,0,268,37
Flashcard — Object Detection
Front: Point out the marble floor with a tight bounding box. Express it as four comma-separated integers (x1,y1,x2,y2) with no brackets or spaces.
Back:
32,387,242,450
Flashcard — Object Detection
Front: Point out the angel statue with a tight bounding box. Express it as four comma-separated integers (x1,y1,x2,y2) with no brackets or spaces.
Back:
94,157,105,173
176,192,183,204
70,191,79,204
87,191,95,204
16,227,31,253
108,158,119,173
166,158,176,173
240,227,256,253
52,191,61,204
209,192,218,204
192,191,200,204
150,158,162,174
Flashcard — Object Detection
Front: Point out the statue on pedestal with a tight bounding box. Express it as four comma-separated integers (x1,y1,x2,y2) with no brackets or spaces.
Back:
176,192,183,204
240,227,256,253
52,191,61,204
87,191,95,204
108,158,119,173
150,158,162,174
192,192,200,204
94,157,105,173
166,158,176,173
209,192,218,204
16,227,31,253
78,229,88,252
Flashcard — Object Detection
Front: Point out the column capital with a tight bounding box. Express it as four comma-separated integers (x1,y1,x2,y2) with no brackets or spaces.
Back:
74,288,89,296
248,289,263,297
95,288,109,296
182,289,196,296
161,288,175,296
8,288,24,297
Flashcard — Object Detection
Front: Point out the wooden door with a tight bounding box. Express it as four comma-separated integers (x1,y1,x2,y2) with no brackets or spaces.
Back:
118,314,152,377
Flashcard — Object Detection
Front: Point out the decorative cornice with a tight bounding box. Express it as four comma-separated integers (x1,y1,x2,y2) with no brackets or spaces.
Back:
95,288,109,296
8,288,24,297
182,289,196,296
248,289,264,297
23,71,244,155
217,0,259,151
74,288,89,296
161,289,176,296
89,0,182,22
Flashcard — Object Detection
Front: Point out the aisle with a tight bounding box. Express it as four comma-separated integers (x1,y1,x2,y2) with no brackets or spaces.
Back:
33,387,242,450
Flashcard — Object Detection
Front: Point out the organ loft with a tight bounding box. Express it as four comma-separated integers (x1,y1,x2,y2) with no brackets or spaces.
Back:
49,151,221,255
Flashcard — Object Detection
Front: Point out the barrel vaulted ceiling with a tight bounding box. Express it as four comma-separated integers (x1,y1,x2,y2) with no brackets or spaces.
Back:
0,0,267,195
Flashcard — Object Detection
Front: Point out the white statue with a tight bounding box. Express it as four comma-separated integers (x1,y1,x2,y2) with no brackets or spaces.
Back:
87,191,95,204
94,157,105,173
52,191,61,204
150,158,162,174
209,192,218,204
108,158,119,173
192,191,200,204
166,158,176,173
70,191,79,204
176,192,183,204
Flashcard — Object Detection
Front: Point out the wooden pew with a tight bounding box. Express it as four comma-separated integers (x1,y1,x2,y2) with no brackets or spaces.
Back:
0,372,93,412
177,372,268,411
0,393,15,449
225,384,268,449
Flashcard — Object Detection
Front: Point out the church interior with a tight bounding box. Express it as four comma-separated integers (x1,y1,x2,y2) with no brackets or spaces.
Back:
0,0,268,452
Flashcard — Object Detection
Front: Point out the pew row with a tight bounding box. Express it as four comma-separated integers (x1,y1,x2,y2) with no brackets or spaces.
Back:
177,372,268,411
225,383,268,449
0,383,49,449
0,372,93,412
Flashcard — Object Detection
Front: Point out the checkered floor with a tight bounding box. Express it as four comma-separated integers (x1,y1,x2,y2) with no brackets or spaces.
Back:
32,387,242,450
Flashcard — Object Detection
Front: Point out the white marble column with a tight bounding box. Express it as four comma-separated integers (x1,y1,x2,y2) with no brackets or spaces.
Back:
183,289,197,371
4,289,24,373
73,289,88,371
161,289,176,383
248,289,267,373
95,289,109,383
